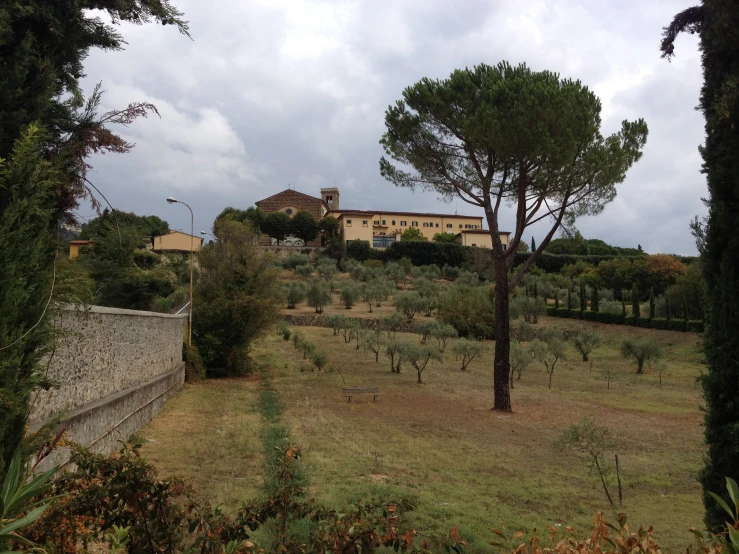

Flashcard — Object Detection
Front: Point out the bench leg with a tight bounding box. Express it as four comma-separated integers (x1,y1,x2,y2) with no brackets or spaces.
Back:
373,395,378,402
348,395,353,403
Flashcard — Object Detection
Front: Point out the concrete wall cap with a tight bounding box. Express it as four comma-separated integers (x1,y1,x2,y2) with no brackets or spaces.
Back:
60,304,189,319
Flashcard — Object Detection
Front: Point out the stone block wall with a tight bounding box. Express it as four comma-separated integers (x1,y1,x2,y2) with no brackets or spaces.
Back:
29,306,187,464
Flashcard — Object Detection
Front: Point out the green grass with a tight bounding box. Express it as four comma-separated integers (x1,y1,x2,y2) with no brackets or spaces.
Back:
139,316,707,553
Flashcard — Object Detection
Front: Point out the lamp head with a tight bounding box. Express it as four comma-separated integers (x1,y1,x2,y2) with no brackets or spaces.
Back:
166,196,177,204
200,231,207,235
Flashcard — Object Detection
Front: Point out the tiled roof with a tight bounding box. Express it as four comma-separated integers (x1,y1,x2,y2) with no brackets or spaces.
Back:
458,229,511,235
330,209,483,220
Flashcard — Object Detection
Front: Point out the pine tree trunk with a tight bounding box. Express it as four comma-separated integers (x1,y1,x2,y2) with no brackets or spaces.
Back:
493,262,512,412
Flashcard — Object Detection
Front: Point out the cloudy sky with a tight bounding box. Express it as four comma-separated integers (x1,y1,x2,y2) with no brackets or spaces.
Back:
79,0,705,255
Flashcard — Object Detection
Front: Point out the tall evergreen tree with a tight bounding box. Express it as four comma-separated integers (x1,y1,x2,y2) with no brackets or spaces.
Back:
0,0,189,478
591,284,599,313
0,127,59,476
567,289,573,310
662,2,739,528
632,282,640,318
579,280,587,312
649,287,655,320
531,236,536,252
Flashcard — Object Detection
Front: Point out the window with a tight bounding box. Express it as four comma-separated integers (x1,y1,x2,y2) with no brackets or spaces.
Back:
412,221,418,227
362,220,368,227
435,223,439,227
382,220,386,225
392,220,396,225
423,222,429,228
373,236,397,248
346,219,352,226
459,224,462,228
400,221,407,226
285,208,293,215
472,243,477,247
502,244,507,250
446,224,452,228
374,220,380,226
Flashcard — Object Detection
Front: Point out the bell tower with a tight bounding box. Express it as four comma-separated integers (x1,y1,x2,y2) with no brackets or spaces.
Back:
321,187,340,211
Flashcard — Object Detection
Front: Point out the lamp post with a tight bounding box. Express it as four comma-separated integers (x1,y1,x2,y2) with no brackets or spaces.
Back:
167,196,194,348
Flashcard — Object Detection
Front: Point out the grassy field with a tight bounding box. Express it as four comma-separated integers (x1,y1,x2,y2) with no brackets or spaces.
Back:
140,316,706,552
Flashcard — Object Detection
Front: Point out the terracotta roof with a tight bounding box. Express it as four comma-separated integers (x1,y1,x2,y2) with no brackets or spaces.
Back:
255,188,329,210
156,230,204,242
70,239,94,245
331,209,483,220
458,229,511,235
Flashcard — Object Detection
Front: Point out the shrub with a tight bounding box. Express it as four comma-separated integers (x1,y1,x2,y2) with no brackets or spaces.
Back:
437,285,494,339
346,240,371,261
635,317,651,328
183,343,205,381
152,296,171,313
668,319,688,332
285,253,310,269
620,337,662,374
442,264,460,281
294,264,313,278
687,319,705,333
651,317,668,330
582,310,597,321
456,270,479,287
623,315,636,326
312,351,328,371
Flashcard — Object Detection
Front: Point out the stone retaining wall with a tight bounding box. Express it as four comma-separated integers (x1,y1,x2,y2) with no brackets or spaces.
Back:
29,306,187,464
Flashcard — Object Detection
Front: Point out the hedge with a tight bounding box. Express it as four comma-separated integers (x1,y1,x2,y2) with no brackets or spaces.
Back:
385,241,467,268
543,309,704,333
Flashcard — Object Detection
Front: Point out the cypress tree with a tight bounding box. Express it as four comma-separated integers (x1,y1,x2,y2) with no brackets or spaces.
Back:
662,2,739,526
592,284,599,313
621,292,626,317
649,287,655,320
554,294,559,311
632,283,640,318
579,281,587,312
567,289,572,310
684,295,689,322
531,236,536,252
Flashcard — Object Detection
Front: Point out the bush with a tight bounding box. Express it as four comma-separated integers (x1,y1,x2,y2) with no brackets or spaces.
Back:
624,315,636,326
183,343,205,381
635,317,651,328
668,319,688,332
193,220,281,376
582,310,597,321
284,253,310,269
437,285,494,339
346,240,371,261
442,264,460,281
651,317,668,330
294,264,313,278
687,319,704,333
456,270,479,287
152,296,171,313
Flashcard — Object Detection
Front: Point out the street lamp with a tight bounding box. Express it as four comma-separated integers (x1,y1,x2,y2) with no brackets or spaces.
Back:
166,196,194,348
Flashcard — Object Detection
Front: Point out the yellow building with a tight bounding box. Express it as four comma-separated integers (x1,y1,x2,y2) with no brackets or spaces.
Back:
457,229,510,249
69,239,94,259
331,209,509,249
152,231,203,253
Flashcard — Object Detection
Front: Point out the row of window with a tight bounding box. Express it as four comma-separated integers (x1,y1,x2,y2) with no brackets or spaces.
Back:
346,219,479,229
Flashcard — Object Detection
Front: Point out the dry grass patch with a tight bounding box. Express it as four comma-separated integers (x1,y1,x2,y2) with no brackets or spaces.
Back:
253,322,705,553
137,377,263,512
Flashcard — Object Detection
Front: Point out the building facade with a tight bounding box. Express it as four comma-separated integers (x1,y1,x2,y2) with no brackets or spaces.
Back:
151,230,203,252
252,187,510,250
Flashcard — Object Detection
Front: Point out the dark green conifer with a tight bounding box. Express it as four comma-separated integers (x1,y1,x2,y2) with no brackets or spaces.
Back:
632,283,640,318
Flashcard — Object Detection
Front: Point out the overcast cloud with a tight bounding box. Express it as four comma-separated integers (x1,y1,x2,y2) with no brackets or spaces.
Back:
79,0,705,255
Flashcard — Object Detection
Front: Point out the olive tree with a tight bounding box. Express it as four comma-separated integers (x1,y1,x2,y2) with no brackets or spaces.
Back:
509,341,537,388
403,342,443,384
452,339,485,371
306,279,331,314
620,337,662,374
573,329,602,362
380,62,648,411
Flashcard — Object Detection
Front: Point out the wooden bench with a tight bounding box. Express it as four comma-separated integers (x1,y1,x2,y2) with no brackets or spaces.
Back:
343,386,379,403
